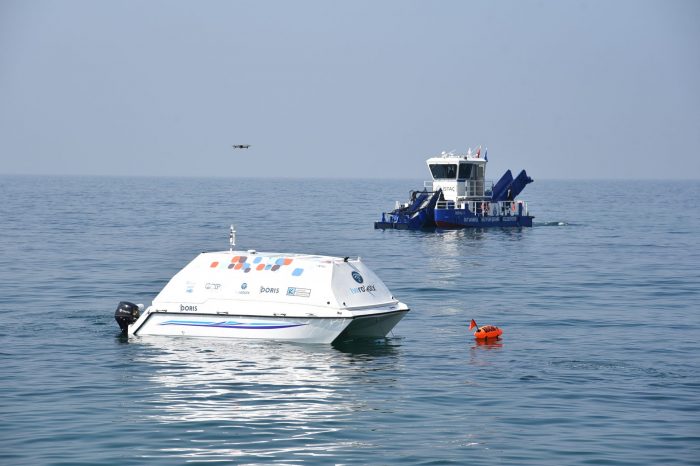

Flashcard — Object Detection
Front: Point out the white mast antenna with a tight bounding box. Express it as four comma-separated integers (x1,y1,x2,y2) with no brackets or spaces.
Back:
229,224,236,251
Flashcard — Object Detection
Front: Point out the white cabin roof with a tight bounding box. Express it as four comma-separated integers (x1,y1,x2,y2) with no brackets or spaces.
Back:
426,152,487,165
152,250,397,311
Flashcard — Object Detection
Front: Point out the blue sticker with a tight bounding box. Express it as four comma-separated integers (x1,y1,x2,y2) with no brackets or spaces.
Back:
352,271,363,284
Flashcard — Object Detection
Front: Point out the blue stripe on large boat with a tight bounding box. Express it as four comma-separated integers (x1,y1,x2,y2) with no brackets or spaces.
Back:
159,319,306,330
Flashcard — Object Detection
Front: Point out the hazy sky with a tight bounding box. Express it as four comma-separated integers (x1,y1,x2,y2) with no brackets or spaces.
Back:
1,0,698,179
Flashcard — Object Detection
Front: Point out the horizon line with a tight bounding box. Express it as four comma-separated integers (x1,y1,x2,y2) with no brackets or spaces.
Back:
1,172,699,182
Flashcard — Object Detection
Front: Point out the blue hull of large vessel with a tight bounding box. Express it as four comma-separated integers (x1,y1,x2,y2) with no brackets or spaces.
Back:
434,209,533,228
374,208,534,230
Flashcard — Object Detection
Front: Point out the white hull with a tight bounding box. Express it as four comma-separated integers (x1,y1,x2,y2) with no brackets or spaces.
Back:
129,308,408,344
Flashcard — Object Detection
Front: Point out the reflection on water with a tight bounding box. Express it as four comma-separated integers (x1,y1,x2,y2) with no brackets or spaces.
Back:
423,228,529,268
128,336,402,462
432,229,488,254
472,338,503,349
332,337,403,356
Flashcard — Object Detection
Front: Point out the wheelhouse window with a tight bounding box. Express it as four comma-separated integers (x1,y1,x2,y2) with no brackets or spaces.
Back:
458,163,472,180
429,164,457,179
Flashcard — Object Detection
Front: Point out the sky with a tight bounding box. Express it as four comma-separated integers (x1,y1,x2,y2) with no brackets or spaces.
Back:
1,0,698,179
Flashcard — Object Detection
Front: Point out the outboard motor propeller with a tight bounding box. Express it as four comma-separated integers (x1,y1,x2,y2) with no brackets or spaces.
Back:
115,301,141,333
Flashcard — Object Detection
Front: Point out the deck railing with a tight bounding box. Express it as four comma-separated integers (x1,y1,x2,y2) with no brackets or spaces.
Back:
435,200,529,216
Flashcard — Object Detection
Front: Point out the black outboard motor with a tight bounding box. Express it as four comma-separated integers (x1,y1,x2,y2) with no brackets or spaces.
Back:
115,301,140,333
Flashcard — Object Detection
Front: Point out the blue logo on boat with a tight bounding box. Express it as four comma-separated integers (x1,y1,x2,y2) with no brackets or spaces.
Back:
352,271,363,284
241,282,247,290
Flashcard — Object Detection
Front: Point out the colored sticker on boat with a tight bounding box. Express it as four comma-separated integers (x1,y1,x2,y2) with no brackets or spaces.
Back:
224,256,296,273
287,287,311,298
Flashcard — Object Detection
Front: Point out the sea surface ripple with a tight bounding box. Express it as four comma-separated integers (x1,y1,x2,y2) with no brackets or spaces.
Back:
1,176,699,465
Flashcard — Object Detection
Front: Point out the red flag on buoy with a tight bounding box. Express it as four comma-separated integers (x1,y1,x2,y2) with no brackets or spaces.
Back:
469,319,477,330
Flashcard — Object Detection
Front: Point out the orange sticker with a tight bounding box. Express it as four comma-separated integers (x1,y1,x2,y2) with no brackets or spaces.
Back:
210,261,219,268
283,258,293,265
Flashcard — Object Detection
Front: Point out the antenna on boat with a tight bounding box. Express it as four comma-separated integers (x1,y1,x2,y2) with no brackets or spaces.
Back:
229,224,236,251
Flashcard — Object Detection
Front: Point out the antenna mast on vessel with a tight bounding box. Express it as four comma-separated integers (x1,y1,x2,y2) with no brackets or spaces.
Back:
229,224,236,251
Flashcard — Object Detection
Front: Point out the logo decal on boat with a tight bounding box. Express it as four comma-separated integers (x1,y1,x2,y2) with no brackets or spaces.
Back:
352,271,363,283
205,282,222,291
241,282,247,290
350,284,376,294
260,286,279,294
287,287,311,298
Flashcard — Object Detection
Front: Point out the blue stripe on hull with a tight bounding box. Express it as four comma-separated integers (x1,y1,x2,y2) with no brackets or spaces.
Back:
160,320,306,330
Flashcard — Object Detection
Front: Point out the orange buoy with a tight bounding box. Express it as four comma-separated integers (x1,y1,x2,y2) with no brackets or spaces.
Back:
469,319,503,340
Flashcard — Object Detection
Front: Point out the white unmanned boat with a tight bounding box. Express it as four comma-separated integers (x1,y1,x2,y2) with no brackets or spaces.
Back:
115,227,409,344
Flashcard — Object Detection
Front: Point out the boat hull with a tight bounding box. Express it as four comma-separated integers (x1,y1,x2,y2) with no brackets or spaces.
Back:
335,310,407,341
128,309,408,344
434,209,533,228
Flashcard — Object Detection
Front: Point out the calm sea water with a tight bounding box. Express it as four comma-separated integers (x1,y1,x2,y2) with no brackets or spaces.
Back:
1,176,699,465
